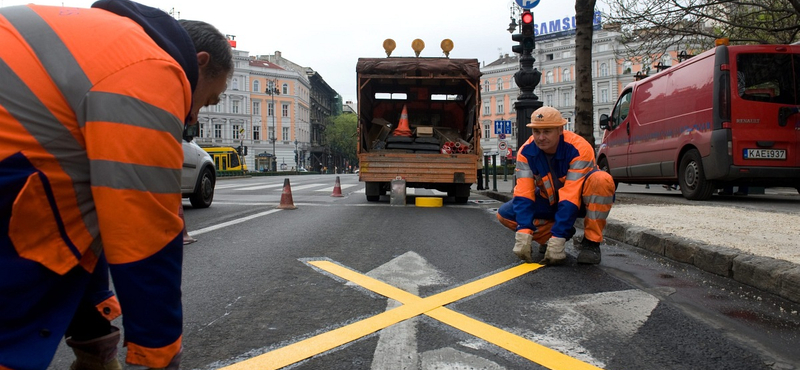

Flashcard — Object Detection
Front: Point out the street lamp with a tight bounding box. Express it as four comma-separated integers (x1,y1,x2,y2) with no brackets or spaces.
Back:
294,139,298,171
265,79,279,171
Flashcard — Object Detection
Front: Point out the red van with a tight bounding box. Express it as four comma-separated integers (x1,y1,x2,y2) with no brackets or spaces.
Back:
597,44,800,200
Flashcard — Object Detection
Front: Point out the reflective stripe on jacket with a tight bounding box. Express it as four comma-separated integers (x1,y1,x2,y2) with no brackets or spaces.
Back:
0,4,190,367
512,131,598,238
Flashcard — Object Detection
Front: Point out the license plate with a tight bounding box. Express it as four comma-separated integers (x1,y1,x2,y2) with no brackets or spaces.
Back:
743,148,786,160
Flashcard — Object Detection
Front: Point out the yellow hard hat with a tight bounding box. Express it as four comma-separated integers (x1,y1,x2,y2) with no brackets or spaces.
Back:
527,106,567,128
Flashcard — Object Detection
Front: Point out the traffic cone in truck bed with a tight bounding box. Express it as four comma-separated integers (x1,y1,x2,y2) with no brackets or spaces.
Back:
392,104,412,137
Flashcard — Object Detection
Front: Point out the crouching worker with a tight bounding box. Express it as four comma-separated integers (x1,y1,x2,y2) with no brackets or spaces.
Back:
496,107,615,265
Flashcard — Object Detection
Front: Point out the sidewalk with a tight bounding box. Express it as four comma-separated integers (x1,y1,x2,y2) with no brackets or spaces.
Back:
475,176,800,304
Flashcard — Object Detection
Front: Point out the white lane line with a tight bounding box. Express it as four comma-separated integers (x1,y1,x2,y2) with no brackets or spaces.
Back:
234,183,285,191
275,183,327,191
189,209,282,235
314,184,359,192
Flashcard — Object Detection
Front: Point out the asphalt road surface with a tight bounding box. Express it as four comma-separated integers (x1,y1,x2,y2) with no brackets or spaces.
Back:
47,174,800,370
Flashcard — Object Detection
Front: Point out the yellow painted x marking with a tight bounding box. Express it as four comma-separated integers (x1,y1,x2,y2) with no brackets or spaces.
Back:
220,260,604,370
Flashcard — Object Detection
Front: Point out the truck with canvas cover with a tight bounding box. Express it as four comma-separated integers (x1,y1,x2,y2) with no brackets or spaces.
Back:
356,56,482,203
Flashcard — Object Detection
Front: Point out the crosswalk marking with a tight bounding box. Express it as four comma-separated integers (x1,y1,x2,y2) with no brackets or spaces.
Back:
232,183,284,191
314,184,359,192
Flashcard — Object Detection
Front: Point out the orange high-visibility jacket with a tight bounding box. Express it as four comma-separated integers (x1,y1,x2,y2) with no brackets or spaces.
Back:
0,3,191,367
512,131,598,238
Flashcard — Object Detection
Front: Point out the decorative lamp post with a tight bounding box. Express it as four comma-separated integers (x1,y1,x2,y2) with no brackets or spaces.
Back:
510,1,543,152
265,79,279,171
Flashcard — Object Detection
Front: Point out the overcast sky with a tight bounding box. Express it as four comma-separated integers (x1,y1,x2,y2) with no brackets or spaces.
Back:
2,0,609,103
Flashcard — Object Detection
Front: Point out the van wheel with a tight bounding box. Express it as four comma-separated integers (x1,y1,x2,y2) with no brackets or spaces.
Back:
189,168,215,208
678,149,714,200
597,157,619,189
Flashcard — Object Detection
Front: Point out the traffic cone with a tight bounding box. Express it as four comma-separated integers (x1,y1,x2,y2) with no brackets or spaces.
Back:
392,104,412,137
331,176,344,197
277,178,297,210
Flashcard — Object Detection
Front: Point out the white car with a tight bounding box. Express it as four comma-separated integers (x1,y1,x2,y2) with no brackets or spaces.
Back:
181,129,216,208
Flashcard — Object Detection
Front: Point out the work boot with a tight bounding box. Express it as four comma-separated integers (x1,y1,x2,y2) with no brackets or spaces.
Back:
577,238,602,265
538,243,547,254
66,327,122,370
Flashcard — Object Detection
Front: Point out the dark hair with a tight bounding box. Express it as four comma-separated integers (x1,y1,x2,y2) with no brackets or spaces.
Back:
179,19,233,78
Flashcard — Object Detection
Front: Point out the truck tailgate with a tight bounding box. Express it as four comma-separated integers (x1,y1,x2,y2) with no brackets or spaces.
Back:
359,153,477,183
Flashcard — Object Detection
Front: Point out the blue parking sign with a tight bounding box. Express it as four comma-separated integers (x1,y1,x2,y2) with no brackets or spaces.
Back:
494,120,513,135
504,120,512,134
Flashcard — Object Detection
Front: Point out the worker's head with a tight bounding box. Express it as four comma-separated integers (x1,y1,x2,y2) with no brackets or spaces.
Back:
180,20,234,124
527,106,566,154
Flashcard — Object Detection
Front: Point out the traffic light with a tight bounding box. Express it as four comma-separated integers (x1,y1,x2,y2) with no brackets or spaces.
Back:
511,10,535,54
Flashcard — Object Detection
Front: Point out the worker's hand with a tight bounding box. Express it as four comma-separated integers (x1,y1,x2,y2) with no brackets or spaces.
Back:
539,237,567,265
513,232,534,263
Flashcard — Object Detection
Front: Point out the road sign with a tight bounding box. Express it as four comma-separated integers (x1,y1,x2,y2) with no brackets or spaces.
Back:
515,0,541,9
498,141,508,151
494,120,513,135
499,133,506,140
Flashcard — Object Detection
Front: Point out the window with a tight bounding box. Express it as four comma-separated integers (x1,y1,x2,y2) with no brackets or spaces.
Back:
484,122,491,139
600,63,609,77
214,124,222,139
253,101,260,115
253,125,260,140
562,91,572,106
510,77,516,89
546,71,554,84
232,125,240,139
282,83,289,95
253,80,260,92
232,100,239,114
199,123,204,138
546,53,554,61
232,78,239,90
611,90,632,128
545,93,554,106
623,61,633,74
562,51,571,58
600,88,609,103
484,80,490,92
496,78,503,91
282,127,289,141
483,102,491,116
497,100,504,114
661,54,672,67
562,68,571,82
268,127,274,141
268,102,274,117
282,104,289,117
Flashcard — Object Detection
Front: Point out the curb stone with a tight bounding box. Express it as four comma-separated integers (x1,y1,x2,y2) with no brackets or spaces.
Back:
478,189,800,304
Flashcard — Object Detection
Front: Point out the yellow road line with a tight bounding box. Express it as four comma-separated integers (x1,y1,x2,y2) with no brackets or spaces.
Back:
220,260,603,370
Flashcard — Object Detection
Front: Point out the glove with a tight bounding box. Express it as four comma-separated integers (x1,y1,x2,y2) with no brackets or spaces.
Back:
539,237,567,265
513,232,534,263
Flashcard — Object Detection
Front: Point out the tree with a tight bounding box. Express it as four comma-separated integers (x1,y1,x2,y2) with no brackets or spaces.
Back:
323,113,358,167
575,0,599,149
605,0,800,60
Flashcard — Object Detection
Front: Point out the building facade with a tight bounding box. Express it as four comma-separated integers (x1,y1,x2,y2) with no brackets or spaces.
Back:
479,23,682,157
194,48,340,172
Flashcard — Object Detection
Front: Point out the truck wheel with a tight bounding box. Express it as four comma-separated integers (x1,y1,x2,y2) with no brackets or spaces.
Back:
597,157,618,189
678,149,714,200
365,182,382,202
189,168,215,208
453,184,472,204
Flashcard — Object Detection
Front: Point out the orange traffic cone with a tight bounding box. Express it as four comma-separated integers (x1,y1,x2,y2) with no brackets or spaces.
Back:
392,104,412,137
277,178,297,210
331,176,344,197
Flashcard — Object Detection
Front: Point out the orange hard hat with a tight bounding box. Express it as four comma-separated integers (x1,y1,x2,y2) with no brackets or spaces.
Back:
527,106,567,128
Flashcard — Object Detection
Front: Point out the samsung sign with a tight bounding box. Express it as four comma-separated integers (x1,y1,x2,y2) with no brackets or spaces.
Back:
535,11,602,41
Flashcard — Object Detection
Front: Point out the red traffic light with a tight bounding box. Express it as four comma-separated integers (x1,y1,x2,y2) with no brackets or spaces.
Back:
521,11,533,25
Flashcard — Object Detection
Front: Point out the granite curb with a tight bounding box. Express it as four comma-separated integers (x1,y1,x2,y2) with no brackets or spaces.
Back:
478,190,800,304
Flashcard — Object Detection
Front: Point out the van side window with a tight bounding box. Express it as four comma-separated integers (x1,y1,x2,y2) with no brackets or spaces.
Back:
611,91,632,128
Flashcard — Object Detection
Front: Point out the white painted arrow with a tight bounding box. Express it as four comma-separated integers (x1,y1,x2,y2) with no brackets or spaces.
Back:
356,251,450,370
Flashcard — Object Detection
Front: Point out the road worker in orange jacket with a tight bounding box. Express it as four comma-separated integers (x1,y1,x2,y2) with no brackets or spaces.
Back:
0,0,232,369
497,106,615,265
